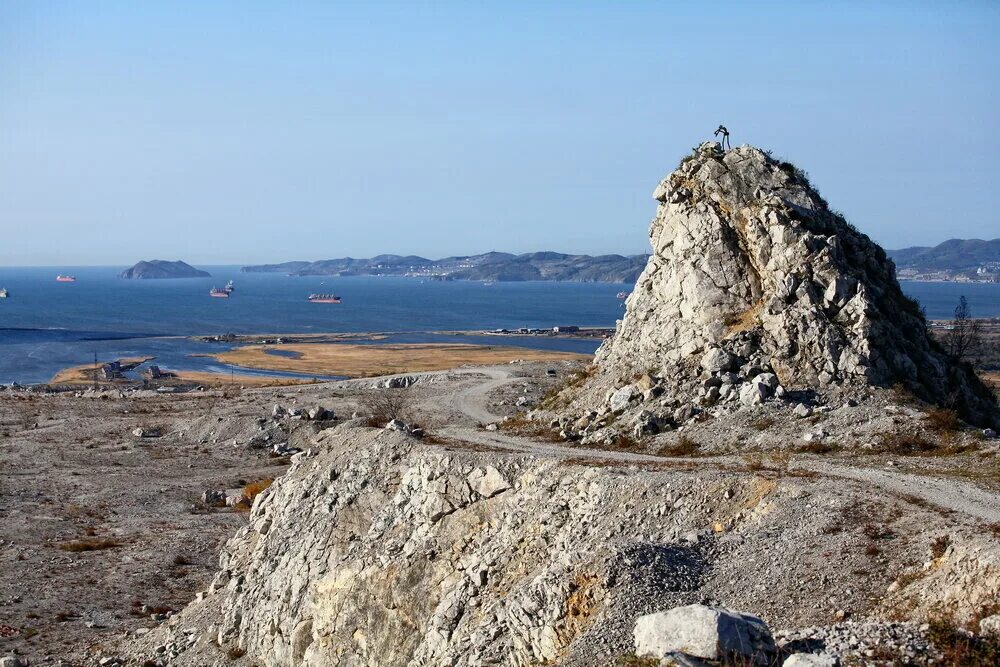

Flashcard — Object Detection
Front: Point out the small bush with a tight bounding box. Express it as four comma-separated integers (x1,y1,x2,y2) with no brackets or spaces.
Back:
795,441,837,454
657,435,699,457
359,389,411,427
617,656,659,667
925,408,961,433
57,538,122,552
226,645,247,659
926,618,1000,666
931,534,951,559
610,432,640,450
744,453,764,472
751,416,775,431
877,431,938,455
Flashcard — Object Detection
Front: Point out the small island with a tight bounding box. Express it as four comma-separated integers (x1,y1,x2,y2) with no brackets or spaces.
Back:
118,260,211,279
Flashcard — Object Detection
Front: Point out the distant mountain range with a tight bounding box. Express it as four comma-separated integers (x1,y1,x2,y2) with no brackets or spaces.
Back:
119,260,211,279
888,238,1000,282
242,252,649,283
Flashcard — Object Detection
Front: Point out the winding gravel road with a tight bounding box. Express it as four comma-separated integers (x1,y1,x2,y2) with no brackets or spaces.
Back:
436,366,1000,524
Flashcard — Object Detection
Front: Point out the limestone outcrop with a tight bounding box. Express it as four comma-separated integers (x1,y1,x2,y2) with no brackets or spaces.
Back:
120,424,996,666
570,142,997,428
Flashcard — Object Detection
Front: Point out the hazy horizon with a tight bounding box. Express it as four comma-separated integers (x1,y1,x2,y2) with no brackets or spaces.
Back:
2,2,998,265
4,236,1000,270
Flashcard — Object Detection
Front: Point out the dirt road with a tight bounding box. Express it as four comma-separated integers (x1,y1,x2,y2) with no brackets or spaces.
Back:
437,366,1000,524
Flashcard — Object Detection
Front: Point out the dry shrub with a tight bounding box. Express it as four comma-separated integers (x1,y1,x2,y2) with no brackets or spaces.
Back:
751,416,775,431
609,432,640,450
234,478,273,512
57,538,122,552
926,618,1000,666
863,522,893,541
657,435,699,457
795,441,837,454
744,453,764,472
359,388,411,427
931,534,951,560
877,431,938,455
616,657,660,667
768,450,791,472
925,408,961,433
226,645,247,659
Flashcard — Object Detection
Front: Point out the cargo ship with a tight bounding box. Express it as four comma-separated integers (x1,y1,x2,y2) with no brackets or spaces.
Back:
56,275,76,282
209,286,230,298
308,294,341,304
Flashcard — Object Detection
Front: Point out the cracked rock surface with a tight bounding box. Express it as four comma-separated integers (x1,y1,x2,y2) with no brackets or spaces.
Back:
568,142,997,429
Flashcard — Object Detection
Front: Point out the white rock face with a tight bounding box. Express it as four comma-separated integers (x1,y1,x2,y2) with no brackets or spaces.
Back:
633,604,774,663
980,614,1000,636
582,142,997,427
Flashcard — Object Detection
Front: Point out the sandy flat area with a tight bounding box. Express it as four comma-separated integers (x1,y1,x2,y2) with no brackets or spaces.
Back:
211,342,591,377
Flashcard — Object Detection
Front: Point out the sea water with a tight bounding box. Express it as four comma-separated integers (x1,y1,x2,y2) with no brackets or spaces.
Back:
0,266,997,384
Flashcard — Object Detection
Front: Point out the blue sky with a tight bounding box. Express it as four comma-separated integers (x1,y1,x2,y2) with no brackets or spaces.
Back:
1,1,998,265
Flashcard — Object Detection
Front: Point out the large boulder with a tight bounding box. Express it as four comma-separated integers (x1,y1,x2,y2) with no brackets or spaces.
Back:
633,604,775,664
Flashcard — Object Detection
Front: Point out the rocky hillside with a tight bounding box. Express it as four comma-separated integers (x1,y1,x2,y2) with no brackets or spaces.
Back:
118,260,211,279
242,251,647,283
558,142,997,430
120,425,1000,666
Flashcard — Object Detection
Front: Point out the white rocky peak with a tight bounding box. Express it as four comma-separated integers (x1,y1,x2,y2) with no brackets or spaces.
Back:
589,141,997,427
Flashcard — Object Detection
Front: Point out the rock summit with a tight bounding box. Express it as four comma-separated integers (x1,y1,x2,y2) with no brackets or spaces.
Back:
579,142,997,426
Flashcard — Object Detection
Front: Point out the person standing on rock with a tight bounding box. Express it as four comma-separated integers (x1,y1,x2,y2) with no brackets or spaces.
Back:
714,124,731,150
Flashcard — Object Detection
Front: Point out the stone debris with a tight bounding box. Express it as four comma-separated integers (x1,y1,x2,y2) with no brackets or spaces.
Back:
783,654,838,667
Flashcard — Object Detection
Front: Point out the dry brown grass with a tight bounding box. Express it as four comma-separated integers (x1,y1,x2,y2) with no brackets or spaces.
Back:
57,538,122,552
498,415,566,443
876,431,941,456
924,407,961,434
214,343,590,378
657,435,700,457
234,478,273,512
723,299,763,335
795,441,838,454
925,617,1000,666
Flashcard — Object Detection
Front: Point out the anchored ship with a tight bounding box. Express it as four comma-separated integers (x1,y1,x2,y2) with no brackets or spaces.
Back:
0,288,7,298
209,286,230,298
224,280,235,294
308,294,341,304
56,275,76,282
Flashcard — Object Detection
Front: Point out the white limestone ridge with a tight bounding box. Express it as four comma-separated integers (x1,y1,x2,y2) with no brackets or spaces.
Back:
589,141,997,426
